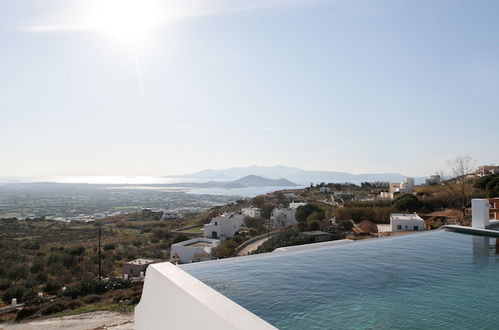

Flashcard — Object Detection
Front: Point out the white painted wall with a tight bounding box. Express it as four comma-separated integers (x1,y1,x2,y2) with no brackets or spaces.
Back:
242,207,261,219
135,262,277,330
390,214,425,232
271,208,297,228
289,202,307,209
204,214,245,240
171,238,220,263
472,199,490,229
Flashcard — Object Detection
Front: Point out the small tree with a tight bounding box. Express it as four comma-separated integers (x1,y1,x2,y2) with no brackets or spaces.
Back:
486,177,499,198
393,194,422,213
441,156,476,217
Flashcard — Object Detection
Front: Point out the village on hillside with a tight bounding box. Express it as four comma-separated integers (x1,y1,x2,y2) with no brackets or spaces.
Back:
2,163,499,323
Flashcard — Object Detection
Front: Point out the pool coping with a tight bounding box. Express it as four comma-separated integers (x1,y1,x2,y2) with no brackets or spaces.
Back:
443,223,499,238
135,262,277,330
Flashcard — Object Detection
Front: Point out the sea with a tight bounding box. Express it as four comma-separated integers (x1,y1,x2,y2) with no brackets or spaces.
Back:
0,176,302,198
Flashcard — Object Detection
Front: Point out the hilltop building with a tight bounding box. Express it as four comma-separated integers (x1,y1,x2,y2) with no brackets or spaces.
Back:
171,238,221,264
475,166,499,177
390,213,425,232
271,208,298,228
203,213,245,240
380,177,414,199
241,207,261,219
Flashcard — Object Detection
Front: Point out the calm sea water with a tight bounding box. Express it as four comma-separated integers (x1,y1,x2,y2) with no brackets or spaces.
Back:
182,231,499,329
188,186,305,197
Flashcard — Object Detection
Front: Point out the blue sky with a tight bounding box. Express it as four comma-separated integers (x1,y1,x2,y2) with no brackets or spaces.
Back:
1,0,498,177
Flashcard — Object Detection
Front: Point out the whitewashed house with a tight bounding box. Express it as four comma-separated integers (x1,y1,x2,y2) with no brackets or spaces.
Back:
203,213,245,240
170,238,221,264
390,213,425,232
241,207,262,219
380,178,415,199
271,208,298,228
289,202,308,209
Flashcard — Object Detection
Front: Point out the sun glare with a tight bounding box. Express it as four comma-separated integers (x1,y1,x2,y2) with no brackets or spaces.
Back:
85,0,166,46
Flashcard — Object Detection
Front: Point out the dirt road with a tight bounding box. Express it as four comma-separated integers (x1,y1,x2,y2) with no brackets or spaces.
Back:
0,311,133,330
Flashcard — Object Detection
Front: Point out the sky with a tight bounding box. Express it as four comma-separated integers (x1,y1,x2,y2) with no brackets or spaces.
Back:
1,0,499,178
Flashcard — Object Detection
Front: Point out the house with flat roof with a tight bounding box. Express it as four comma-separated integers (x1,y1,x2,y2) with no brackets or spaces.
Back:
171,238,221,264
203,213,245,240
390,213,425,232
123,258,157,278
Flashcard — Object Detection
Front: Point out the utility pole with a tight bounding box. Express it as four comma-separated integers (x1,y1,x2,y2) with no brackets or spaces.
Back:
98,223,102,280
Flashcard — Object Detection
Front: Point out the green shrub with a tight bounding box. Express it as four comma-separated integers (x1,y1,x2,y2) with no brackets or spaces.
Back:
393,194,422,213
0,279,12,291
40,301,65,315
44,280,62,293
82,294,100,304
103,243,116,251
68,246,85,256
486,177,499,198
2,286,26,304
15,306,40,321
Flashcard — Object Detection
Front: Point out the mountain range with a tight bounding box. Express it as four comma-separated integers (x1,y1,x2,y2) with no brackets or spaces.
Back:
166,165,421,185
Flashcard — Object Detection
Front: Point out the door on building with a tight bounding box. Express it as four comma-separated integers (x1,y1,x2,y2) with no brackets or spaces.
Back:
413,226,419,231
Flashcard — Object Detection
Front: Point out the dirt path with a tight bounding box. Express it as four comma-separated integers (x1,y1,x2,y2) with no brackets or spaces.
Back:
0,311,133,330
237,236,270,256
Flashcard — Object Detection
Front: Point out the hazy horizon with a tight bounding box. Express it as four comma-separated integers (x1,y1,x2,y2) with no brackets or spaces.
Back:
2,0,499,177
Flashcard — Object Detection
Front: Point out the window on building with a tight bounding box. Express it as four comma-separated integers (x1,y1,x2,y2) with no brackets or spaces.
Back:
215,221,218,226
414,226,419,230
397,225,402,230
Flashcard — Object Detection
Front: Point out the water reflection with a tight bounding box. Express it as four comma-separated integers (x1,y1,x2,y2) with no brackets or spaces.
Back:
472,236,490,265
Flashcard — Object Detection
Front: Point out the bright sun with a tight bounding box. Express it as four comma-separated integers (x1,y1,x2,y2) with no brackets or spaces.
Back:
84,0,166,46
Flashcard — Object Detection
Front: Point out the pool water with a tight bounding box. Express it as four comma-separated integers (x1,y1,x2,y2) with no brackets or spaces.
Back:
181,231,499,329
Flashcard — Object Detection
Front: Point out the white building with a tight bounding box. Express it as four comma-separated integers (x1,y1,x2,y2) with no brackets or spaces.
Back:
390,213,425,232
380,178,415,199
475,166,499,177
425,175,441,186
162,212,183,220
271,208,298,228
170,238,221,264
319,187,331,193
400,178,414,194
241,207,262,219
289,202,308,209
203,213,245,240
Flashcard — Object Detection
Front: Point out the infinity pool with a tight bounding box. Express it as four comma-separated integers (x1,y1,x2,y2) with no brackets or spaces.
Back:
181,231,499,329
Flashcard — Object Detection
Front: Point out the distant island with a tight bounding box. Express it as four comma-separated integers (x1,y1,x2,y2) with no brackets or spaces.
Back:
158,175,297,189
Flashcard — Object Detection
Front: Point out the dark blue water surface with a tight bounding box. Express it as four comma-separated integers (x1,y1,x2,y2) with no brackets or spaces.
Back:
181,231,499,329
